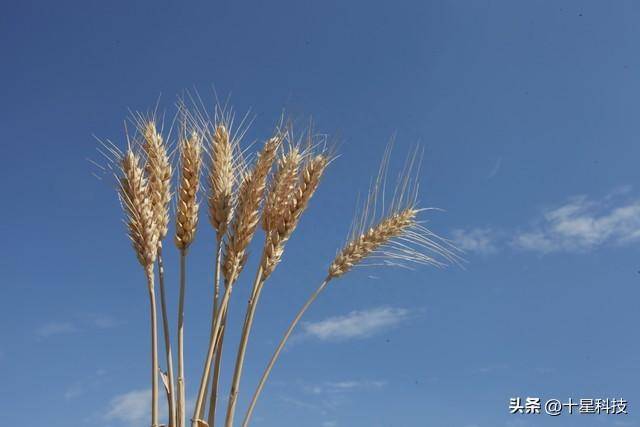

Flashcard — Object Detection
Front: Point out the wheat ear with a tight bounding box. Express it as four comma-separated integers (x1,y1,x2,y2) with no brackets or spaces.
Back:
225,148,328,427
262,153,328,277
118,149,160,427
208,123,235,238
242,147,459,426
175,129,203,251
222,133,283,284
192,132,283,427
205,113,245,425
141,118,177,427
174,128,203,427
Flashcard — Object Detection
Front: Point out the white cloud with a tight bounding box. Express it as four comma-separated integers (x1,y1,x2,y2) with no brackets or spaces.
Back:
305,380,386,395
90,314,119,329
513,195,640,253
36,321,78,338
64,382,84,400
104,389,189,426
303,307,411,341
451,228,498,254
451,189,640,255
105,389,151,426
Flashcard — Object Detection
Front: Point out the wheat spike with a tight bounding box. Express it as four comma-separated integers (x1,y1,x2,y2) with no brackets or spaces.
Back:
208,123,235,238
142,120,172,240
262,146,302,232
328,209,417,277
175,130,203,250
262,153,328,277
328,146,460,278
119,149,158,269
223,133,283,284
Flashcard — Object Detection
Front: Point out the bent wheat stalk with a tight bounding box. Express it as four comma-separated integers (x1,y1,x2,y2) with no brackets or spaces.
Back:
225,148,328,427
242,149,459,426
191,132,282,427
118,149,160,427
175,128,203,427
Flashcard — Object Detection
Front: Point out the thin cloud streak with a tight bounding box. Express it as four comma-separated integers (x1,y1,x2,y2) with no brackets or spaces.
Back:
303,307,411,341
36,321,78,338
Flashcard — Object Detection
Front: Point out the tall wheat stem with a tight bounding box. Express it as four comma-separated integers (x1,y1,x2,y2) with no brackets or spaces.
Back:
147,268,161,427
224,266,265,427
191,278,234,426
177,250,188,427
157,245,176,427
206,241,224,425
242,276,331,427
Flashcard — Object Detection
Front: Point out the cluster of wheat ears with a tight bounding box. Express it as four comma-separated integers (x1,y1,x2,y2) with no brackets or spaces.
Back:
102,98,459,427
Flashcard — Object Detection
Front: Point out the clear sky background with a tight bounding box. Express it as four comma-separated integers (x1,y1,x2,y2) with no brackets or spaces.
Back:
2,1,640,426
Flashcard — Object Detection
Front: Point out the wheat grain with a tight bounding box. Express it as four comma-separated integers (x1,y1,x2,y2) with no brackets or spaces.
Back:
222,133,282,284
329,209,416,277
261,153,328,277
142,120,172,240
261,146,302,232
208,123,235,238
119,149,158,269
175,130,203,250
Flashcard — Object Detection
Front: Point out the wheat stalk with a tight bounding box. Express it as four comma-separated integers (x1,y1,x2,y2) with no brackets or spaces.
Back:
174,126,203,427
242,148,459,426
192,131,283,427
118,149,160,427
225,144,328,427
141,118,177,427
206,110,250,426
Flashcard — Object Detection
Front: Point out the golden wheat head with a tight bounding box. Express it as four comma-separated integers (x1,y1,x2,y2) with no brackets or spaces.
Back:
328,146,459,278
262,145,303,232
141,120,172,241
261,151,328,277
223,132,283,284
118,149,159,272
175,130,203,250
208,123,236,238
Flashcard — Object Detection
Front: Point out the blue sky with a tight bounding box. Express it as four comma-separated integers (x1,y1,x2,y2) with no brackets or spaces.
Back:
2,1,640,426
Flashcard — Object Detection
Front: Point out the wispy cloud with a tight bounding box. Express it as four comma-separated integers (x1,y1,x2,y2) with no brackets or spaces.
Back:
104,389,192,426
64,369,108,401
304,380,386,395
488,157,502,179
105,389,153,426
451,228,499,254
513,194,640,253
452,188,640,256
278,378,386,420
89,313,120,329
303,307,411,341
36,313,119,340
36,321,78,338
